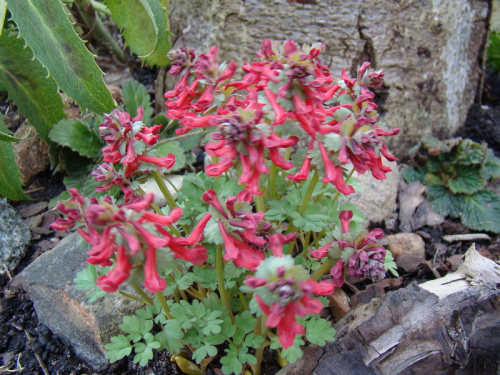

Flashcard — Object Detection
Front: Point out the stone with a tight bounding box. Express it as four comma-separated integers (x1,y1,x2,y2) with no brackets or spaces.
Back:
13,123,50,186
169,0,488,156
348,160,399,225
0,199,31,275
19,201,48,218
327,288,351,321
141,174,184,207
385,232,426,260
396,253,426,273
11,233,143,371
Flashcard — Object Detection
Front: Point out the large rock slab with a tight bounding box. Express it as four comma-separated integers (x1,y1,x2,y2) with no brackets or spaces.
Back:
11,233,143,371
0,199,31,276
348,160,399,225
169,0,489,156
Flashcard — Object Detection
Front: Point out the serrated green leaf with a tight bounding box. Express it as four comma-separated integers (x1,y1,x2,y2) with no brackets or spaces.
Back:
122,79,153,123
50,119,103,158
461,190,500,233
163,320,184,353
0,115,30,200
8,0,115,113
426,185,465,218
106,0,171,66
0,33,64,141
305,318,336,346
447,165,486,194
105,334,133,362
401,167,426,184
483,149,500,180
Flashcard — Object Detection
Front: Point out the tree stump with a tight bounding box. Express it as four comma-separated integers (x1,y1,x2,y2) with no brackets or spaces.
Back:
277,245,500,375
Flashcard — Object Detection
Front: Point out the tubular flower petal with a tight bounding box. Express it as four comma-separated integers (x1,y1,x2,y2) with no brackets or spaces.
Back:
143,246,167,292
96,246,132,293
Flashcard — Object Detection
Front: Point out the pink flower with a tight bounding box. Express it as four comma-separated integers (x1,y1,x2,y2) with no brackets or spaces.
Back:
96,246,131,293
245,255,332,348
339,210,353,234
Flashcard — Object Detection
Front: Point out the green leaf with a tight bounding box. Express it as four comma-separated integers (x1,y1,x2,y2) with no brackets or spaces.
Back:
49,119,103,158
105,335,133,362
122,79,153,123
106,0,171,66
271,337,304,363
162,320,184,354
154,140,186,172
133,344,154,366
322,133,342,152
120,316,153,343
0,33,65,141
482,148,500,180
426,185,465,218
0,115,30,200
461,190,500,233
305,318,336,346
8,0,115,113
401,167,426,184
0,130,23,142
220,345,243,375
447,165,486,194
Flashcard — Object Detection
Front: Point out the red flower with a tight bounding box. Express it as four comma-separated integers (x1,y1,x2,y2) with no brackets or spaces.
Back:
99,109,176,179
245,255,332,348
96,245,131,293
53,191,211,293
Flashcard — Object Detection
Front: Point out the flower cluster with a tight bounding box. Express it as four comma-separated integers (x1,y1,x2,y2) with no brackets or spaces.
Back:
52,189,211,293
244,254,333,348
203,189,296,270
164,40,398,196
93,108,175,201
52,39,399,374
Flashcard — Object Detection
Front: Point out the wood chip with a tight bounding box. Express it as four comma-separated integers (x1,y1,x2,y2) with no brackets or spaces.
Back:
442,233,491,242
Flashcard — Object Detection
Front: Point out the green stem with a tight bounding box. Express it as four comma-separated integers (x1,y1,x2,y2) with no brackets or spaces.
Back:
311,258,333,281
299,170,319,215
155,129,204,145
131,282,154,305
252,315,268,375
255,194,265,212
151,170,177,210
268,163,277,200
216,245,234,323
118,291,151,306
155,291,173,319
239,292,249,311
331,168,356,205
75,0,124,62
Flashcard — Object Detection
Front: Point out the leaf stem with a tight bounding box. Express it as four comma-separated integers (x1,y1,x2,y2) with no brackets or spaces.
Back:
155,291,173,319
155,129,204,145
252,315,268,375
131,282,154,305
151,169,177,210
311,258,333,281
216,245,234,323
299,170,319,215
118,291,151,306
268,163,277,200
256,194,266,212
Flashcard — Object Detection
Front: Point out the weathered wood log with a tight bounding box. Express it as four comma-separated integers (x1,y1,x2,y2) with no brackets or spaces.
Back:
277,245,500,375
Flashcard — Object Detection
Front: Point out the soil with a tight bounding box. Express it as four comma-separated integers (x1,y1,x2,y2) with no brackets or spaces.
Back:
1,67,500,375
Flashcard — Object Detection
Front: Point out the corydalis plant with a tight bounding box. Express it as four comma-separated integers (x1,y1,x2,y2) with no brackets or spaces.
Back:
53,39,399,375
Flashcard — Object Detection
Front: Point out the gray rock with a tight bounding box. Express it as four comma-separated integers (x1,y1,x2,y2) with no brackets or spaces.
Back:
169,0,488,156
348,160,399,225
12,233,143,371
0,199,31,275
